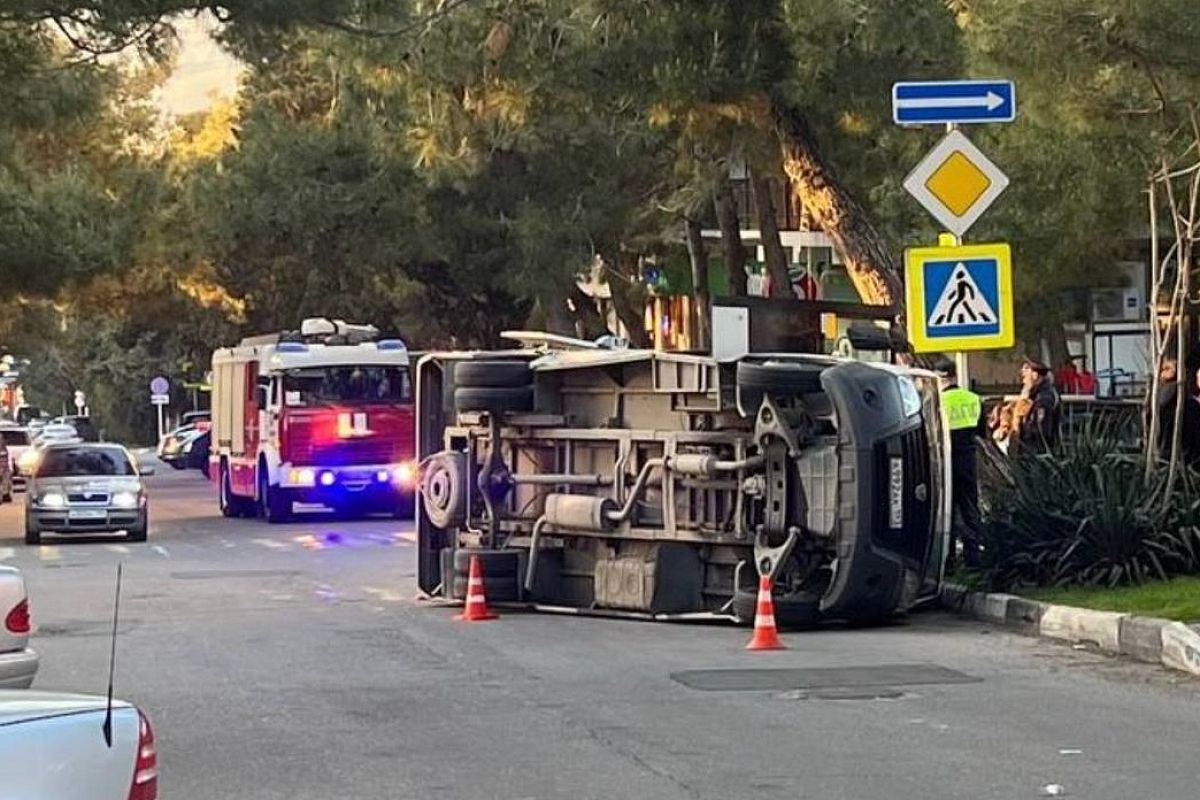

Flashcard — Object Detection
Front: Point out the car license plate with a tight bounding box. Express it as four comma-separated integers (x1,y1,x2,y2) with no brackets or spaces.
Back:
68,509,107,521
888,457,904,530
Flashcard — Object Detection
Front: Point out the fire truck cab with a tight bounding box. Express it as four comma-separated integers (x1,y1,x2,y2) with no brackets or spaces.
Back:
210,318,417,522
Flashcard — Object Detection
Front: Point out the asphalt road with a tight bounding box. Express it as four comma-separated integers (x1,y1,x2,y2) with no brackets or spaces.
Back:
2,465,1198,799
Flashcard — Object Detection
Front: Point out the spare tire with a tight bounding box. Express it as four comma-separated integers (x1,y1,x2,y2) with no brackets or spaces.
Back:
455,360,533,389
421,451,467,529
454,385,534,414
737,361,826,415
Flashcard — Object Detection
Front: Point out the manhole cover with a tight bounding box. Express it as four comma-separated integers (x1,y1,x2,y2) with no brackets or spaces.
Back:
670,663,979,692
170,569,300,580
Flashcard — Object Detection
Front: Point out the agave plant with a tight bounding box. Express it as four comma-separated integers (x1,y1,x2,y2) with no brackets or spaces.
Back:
980,414,1200,591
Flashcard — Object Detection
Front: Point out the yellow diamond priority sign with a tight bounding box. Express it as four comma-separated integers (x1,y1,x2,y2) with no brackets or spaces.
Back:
903,130,1009,237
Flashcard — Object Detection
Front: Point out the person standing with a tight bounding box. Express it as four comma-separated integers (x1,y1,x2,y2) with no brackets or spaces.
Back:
938,358,983,568
1016,357,1061,452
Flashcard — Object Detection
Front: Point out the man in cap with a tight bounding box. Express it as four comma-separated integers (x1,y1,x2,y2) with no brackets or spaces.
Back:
937,357,983,568
1017,357,1061,452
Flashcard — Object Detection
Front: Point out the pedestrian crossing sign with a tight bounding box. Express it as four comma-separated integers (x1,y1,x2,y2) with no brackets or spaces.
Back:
905,242,1014,353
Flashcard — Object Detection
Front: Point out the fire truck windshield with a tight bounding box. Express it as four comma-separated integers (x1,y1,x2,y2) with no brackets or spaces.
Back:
281,366,411,406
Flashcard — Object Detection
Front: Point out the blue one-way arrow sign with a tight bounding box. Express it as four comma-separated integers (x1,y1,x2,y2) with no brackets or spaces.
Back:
892,80,1016,125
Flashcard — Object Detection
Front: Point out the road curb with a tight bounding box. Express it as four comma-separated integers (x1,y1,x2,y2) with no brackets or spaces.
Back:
940,583,1200,679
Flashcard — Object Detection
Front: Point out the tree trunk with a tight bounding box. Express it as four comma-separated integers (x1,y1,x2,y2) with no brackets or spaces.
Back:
684,217,711,352
714,178,748,297
773,102,901,309
751,172,793,299
604,249,651,349
1045,321,1070,373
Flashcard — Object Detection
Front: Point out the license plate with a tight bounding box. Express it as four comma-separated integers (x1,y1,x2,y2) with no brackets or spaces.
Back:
888,457,904,529
68,509,107,521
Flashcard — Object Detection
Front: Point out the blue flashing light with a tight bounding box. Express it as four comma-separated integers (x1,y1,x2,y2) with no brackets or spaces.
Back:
377,339,407,351
276,342,309,353
319,470,336,487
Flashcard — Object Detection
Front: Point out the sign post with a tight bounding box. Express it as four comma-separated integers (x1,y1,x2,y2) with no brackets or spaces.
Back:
150,376,170,442
893,78,1017,387
892,80,1016,126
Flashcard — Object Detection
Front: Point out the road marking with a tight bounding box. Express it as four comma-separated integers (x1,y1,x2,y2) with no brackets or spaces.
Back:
395,531,417,543
107,545,130,554
221,539,236,548
294,534,324,550
152,545,170,558
39,546,60,561
0,547,14,561
252,538,288,550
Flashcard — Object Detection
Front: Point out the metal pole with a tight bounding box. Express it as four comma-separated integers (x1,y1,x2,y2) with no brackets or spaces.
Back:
156,403,164,443
945,121,971,389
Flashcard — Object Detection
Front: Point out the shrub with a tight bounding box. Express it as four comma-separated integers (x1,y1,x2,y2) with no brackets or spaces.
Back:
979,418,1200,591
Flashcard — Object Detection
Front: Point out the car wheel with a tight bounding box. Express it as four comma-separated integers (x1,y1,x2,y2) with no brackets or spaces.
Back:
259,472,291,524
454,360,533,389
453,386,534,414
731,584,821,630
127,512,148,542
24,515,40,546
736,361,826,416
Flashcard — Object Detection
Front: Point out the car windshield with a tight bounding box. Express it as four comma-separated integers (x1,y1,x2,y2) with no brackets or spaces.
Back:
281,365,411,406
0,430,28,446
36,446,136,477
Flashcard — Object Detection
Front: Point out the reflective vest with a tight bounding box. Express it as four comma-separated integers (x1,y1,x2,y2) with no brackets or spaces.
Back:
942,386,982,431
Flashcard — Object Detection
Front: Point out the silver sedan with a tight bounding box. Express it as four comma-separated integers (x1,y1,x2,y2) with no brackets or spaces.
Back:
24,443,150,545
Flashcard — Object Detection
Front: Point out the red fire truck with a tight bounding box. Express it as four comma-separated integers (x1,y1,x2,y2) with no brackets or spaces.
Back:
209,318,417,522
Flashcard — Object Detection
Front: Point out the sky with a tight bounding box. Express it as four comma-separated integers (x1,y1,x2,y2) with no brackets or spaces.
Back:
157,13,243,117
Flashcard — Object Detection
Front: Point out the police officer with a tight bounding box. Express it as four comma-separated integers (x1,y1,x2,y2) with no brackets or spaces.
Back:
938,358,983,568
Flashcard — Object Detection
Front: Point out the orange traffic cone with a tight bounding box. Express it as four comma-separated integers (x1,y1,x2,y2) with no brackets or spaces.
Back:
745,575,786,650
455,555,498,622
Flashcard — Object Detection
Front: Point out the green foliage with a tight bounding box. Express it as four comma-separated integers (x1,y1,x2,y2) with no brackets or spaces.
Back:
1025,576,1200,622
980,419,1200,590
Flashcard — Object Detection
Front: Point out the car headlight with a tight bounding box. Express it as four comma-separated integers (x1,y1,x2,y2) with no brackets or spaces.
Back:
39,492,66,509
896,375,922,418
112,491,139,509
17,450,38,472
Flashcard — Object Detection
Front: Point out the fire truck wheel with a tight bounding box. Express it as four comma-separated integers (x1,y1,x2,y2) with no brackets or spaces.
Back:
736,361,826,416
421,451,466,529
732,585,821,630
453,386,534,414
219,464,250,518
259,472,292,524
454,360,533,389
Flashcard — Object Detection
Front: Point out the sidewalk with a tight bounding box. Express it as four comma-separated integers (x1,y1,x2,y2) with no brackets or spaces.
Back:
941,583,1200,679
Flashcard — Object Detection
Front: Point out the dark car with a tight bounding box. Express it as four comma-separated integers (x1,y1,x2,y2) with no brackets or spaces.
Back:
48,415,100,443
161,427,210,476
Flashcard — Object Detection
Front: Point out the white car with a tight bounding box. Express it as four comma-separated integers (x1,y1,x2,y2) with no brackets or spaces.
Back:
1,425,34,489
0,565,37,688
32,423,82,449
0,690,158,798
